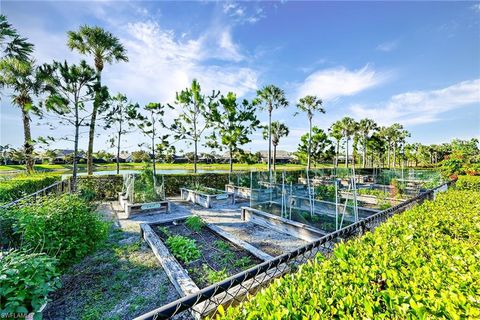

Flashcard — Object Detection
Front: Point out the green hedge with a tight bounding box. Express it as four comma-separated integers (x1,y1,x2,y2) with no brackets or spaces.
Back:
0,174,60,205
216,190,480,319
73,173,231,199
0,250,60,317
0,194,108,268
163,173,230,196
456,175,480,191
76,175,124,200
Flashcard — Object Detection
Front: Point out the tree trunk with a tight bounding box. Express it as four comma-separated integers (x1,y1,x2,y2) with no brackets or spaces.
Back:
393,144,397,169
116,128,121,175
194,139,198,173
362,137,367,168
345,138,349,168
268,108,272,180
87,71,102,175
335,140,339,168
387,145,391,168
72,105,80,193
307,117,312,171
21,106,34,174
229,148,233,173
273,144,277,171
152,134,156,176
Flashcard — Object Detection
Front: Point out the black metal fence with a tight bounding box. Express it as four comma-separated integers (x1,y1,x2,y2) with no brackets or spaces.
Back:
134,179,456,320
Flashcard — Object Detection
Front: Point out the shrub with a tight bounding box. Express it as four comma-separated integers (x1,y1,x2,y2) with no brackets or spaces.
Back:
185,216,205,232
163,173,229,196
0,174,60,205
76,175,123,200
165,235,201,264
456,175,480,191
216,190,480,319
0,250,60,317
4,194,109,268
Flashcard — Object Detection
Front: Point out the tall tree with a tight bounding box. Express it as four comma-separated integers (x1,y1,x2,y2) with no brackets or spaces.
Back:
0,15,38,173
137,103,166,176
67,25,128,175
104,93,140,174
329,121,343,169
253,85,288,179
295,95,325,171
205,92,259,173
0,58,42,174
169,79,217,173
339,117,357,168
39,60,100,190
378,126,392,168
262,121,289,171
296,127,333,166
358,118,378,168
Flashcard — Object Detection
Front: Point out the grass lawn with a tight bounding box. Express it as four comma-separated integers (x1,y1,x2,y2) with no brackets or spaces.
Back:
0,162,327,173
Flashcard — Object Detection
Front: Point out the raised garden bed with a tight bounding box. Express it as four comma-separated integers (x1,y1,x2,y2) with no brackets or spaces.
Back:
180,187,235,208
248,200,362,237
118,192,169,218
141,216,274,319
242,205,326,241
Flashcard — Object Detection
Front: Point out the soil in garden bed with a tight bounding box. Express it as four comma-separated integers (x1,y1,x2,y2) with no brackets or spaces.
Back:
154,222,262,288
253,202,352,233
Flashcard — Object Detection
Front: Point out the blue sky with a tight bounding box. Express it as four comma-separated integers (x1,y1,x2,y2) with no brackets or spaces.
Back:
1,1,479,154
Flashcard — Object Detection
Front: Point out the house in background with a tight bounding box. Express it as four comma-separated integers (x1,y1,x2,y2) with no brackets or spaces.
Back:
258,150,295,164
43,149,86,164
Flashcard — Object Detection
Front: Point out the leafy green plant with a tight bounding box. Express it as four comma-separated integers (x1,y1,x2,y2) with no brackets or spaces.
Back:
0,250,61,317
315,184,336,201
456,175,480,191
233,256,252,269
217,189,480,319
185,216,205,232
4,194,109,268
202,264,228,284
165,235,201,264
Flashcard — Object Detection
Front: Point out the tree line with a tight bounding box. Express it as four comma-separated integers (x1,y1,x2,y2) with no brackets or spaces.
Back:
1,16,478,190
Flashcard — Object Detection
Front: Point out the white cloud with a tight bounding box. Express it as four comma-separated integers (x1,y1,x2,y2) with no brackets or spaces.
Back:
376,40,398,52
472,4,480,12
222,1,266,24
295,64,389,101
105,20,257,105
350,79,480,125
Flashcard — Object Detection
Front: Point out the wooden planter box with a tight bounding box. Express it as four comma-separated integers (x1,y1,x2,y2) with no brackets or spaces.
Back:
140,217,274,319
241,206,325,242
224,184,274,201
180,187,235,208
339,191,405,206
118,192,169,218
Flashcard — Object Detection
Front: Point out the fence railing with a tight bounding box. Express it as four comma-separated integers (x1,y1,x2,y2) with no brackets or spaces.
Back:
0,178,71,210
134,178,456,320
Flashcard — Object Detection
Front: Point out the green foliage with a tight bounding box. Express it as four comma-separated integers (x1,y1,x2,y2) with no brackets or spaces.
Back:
76,175,123,200
185,216,205,232
132,168,164,203
164,173,230,196
0,174,60,204
165,235,201,264
315,184,336,201
296,127,334,165
0,250,60,316
218,190,480,319
202,264,228,284
456,175,480,191
3,194,108,268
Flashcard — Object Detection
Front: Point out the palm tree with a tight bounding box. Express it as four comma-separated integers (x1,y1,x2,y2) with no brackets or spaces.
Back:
253,85,288,179
262,121,289,171
0,57,41,174
0,14,34,61
329,121,343,169
358,118,378,168
378,126,392,168
339,117,357,168
67,25,128,175
295,95,325,171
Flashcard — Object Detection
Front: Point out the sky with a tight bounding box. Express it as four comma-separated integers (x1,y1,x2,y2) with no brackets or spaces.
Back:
1,0,479,155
